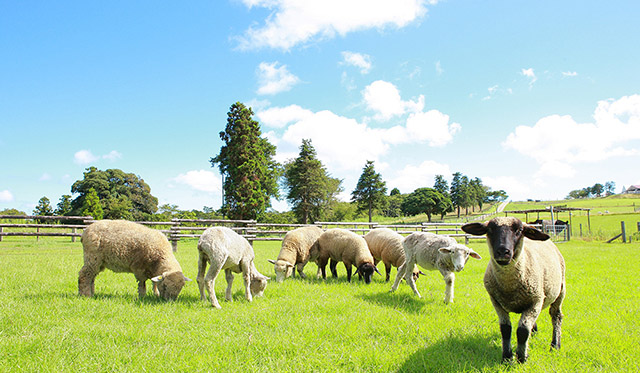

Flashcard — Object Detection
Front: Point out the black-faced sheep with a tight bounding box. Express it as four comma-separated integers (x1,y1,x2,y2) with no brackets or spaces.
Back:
78,220,190,301
462,217,565,363
268,226,323,282
309,228,380,284
390,232,481,303
363,228,423,282
197,226,269,309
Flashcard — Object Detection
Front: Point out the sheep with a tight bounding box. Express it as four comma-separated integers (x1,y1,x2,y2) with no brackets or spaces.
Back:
390,232,481,303
196,226,269,309
363,228,424,282
78,219,190,301
462,217,565,363
268,225,323,282
309,228,380,284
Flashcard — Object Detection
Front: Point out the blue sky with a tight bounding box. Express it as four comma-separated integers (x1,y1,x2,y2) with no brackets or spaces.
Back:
2,0,639,213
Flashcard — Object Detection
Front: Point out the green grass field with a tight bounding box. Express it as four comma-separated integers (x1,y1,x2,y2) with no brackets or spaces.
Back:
1,236,639,372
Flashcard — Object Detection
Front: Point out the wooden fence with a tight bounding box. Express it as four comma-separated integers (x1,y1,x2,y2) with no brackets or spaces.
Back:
1,216,487,251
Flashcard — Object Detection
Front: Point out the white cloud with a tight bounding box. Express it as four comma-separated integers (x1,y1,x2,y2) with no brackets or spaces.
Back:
562,71,578,77
74,149,122,165
39,173,51,181
0,190,13,202
521,68,537,88
435,60,443,75
261,102,460,172
256,104,313,128
503,94,640,178
103,150,122,161
388,160,451,193
173,170,221,193
363,80,424,120
236,0,430,50
256,62,301,95
74,150,98,165
482,176,532,201
341,51,372,74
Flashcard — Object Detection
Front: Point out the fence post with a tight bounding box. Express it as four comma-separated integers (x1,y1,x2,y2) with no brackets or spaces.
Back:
621,221,626,243
37,227,40,242
0,226,2,242
580,224,583,237
72,228,76,242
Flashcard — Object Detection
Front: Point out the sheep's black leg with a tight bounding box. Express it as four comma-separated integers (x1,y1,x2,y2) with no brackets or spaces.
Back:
515,325,530,363
345,264,352,282
500,323,513,362
385,264,391,282
330,259,338,278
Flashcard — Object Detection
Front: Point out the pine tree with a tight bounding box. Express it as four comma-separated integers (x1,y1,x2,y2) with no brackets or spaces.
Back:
351,160,387,222
81,188,103,220
33,196,53,223
55,195,72,216
211,102,281,220
283,139,341,224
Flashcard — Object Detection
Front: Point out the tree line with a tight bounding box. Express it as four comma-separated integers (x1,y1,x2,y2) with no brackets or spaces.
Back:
24,102,509,224
565,182,615,199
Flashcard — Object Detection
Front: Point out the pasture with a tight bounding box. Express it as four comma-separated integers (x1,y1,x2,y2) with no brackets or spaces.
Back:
1,236,638,372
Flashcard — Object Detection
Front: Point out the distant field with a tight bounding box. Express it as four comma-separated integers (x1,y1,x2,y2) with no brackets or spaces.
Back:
1,237,638,372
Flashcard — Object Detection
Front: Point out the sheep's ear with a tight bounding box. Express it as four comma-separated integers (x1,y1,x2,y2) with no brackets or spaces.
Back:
150,275,164,283
418,270,426,276
267,259,276,264
183,276,192,282
438,247,453,254
461,222,487,236
374,266,382,275
286,263,295,269
523,225,550,241
469,250,482,260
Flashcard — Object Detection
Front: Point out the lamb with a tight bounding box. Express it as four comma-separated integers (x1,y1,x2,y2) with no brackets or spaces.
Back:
197,226,269,309
78,219,190,300
363,228,423,282
309,228,380,284
462,217,565,363
268,225,323,282
390,232,481,303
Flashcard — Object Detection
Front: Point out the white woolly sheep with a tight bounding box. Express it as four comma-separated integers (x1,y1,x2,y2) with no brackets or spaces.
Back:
309,228,380,284
390,232,481,303
268,225,323,282
78,220,191,301
363,228,423,282
197,226,269,309
462,217,565,363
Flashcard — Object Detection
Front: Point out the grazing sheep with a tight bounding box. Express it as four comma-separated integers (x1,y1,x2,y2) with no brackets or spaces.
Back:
268,226,323,282
462,217,565,363
197,226,269,309
390,232,481,303
309,228,380,284
78,220,190,301
364,228,424,282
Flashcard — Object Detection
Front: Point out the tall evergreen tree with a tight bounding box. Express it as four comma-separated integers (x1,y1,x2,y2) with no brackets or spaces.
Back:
211,102,280,220
283,139,341,224
55,194,73,216
433,175,449,197
33,196,53,222
470,177,486,211
450,172,464,217
82,188,103,220
351,160,387,222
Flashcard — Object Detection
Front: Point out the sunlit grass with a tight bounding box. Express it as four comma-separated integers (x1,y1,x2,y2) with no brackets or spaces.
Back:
1,237,639,371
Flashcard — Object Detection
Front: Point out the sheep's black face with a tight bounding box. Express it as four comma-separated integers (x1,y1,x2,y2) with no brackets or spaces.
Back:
486,218,523,266
462,217,550,266
357,263,376,284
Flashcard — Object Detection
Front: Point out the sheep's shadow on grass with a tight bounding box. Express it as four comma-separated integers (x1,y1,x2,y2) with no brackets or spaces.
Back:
356,291,432,314
398,334,500,372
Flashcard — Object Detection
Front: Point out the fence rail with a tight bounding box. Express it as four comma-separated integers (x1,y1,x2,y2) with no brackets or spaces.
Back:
1,216,526,250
